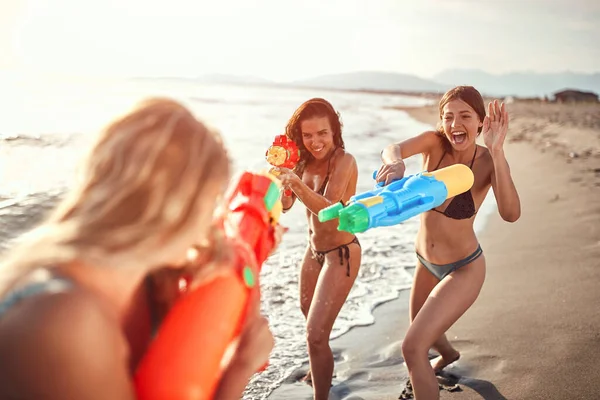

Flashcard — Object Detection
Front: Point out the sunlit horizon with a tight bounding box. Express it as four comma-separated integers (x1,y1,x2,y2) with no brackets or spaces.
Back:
1,0,599,82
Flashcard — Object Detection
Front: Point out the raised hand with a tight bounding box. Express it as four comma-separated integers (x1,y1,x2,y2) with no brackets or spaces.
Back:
482,100,509,154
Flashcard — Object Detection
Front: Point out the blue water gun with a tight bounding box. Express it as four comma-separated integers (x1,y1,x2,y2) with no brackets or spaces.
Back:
318,164,474,234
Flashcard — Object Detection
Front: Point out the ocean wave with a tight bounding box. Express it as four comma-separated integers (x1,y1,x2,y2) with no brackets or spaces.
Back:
0,191,64,253
0,133,74,148
243,222,419,400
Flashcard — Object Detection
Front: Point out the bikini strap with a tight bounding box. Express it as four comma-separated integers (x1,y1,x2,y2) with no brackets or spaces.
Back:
337,245,351,277
469,146,477,168
433,151,446,171
435,146,476,171
317,147,338,194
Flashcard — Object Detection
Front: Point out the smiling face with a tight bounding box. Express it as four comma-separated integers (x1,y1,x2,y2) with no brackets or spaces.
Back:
441,99,484,151
300,116,335,160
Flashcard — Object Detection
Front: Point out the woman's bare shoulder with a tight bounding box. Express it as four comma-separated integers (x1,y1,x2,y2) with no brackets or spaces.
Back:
422,130,441,137
333,149,357,167
0,288,132,399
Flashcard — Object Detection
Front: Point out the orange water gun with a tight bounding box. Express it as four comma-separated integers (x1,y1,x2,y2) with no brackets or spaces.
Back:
134,171,283,400
265,134,300,197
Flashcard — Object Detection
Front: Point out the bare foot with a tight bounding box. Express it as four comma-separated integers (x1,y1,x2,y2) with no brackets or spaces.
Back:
301,370,312,386
431,351,460,373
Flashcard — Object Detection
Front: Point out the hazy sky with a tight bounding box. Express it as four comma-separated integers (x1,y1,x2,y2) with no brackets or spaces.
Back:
1,0,599,81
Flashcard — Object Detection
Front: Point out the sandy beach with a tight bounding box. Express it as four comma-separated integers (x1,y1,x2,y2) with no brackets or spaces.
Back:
268,99,600,399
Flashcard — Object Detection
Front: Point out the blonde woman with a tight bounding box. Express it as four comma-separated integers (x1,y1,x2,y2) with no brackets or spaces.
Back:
0,99,276,400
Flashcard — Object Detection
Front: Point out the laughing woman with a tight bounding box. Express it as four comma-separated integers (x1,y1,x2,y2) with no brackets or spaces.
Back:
273,98,362,400
376,86,521,399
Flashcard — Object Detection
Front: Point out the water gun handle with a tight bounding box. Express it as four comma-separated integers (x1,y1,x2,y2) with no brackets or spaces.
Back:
372,169,403,187
266,135,300,198
134,171,282,400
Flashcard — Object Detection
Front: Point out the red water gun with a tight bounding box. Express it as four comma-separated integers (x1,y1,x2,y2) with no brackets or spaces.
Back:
265,134,300,197
134,171,283,400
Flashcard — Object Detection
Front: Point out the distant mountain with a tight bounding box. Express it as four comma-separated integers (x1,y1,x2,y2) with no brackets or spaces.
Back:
292,71,449,94
433,69,600,98
133,70,600,99
196,73,273,85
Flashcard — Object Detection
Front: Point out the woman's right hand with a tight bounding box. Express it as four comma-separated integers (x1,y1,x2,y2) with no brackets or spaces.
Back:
375,160,406,186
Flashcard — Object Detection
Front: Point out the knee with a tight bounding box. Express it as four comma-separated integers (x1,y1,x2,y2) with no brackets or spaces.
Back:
306,325,329,350
401,335,428,365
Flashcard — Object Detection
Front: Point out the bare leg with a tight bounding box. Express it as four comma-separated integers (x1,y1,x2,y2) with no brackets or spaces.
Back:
300,246,323,318
409,263,460,373
299,246,323,383
402,256,486,399
306,244,361,400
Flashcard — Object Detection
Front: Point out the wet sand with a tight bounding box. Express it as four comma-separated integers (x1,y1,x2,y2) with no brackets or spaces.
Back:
268,100,600,399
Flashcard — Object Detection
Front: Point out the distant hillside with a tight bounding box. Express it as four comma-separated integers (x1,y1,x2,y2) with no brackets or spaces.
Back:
196,73,273,85
292,71,449,94
132,70,600,99
433,69,600,98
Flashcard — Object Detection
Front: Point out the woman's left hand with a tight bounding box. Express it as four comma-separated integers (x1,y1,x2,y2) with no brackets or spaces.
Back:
482,100,509,155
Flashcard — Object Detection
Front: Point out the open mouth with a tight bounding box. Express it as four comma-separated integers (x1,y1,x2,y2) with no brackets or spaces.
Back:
312,146,324,153
452,131,467,145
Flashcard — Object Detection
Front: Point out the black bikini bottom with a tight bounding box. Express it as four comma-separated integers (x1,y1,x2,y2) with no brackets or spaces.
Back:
311,237,361,277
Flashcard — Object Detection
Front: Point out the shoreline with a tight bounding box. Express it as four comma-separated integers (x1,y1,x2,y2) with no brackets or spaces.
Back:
268,100,600,399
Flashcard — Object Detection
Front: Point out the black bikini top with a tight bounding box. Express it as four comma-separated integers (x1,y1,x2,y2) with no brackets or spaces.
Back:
430,147,477,220
316,148,338,195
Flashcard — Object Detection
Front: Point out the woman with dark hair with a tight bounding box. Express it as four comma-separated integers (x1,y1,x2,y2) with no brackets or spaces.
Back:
376,86,521,399
273,98,362,400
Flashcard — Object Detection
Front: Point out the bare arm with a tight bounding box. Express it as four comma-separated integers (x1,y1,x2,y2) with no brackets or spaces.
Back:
214,359,259,400
281,192,296,213
484,100,521,223
213,287,273,400
288,153,357,216
376,131,440,184
0,291,134,400
213,316,273,400
490,150,521,222
381,130,440,163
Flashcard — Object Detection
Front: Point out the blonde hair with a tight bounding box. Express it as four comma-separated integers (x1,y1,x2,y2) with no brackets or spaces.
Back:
0,98,230,295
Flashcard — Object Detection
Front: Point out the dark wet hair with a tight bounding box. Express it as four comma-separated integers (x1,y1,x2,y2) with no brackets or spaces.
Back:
436,86,486,151
284,98,344,175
